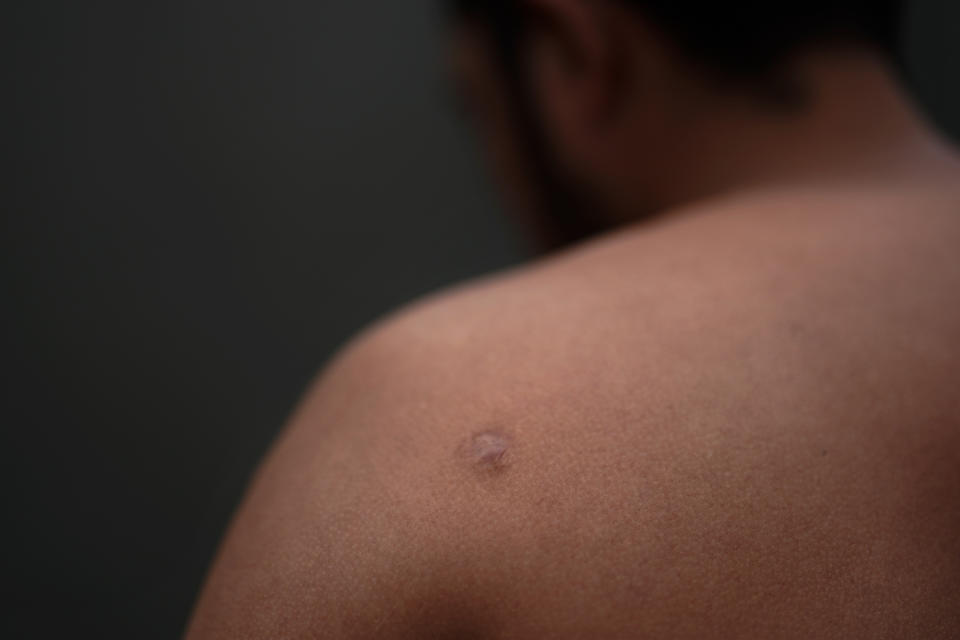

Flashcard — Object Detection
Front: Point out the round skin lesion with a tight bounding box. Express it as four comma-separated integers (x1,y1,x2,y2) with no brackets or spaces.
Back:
456,429,512,473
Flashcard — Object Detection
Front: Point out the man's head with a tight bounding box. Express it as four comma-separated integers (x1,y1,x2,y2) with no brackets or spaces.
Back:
446,0,908,250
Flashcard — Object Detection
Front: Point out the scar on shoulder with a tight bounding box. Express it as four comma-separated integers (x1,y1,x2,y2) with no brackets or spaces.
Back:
456,429,512,473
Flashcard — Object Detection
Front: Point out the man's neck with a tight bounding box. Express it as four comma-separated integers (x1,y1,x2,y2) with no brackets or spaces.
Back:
619,48,960,222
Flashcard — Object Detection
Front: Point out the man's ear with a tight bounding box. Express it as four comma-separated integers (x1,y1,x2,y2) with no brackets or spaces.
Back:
522,0,627,131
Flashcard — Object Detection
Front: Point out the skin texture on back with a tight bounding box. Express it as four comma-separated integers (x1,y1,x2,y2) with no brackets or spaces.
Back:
185,181,960,639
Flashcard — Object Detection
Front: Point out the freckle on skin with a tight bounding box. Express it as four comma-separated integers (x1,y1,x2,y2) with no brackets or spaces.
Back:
458,430,511,471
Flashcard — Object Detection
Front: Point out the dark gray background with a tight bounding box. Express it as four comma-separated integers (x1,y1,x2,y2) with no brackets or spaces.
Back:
3,1,958,638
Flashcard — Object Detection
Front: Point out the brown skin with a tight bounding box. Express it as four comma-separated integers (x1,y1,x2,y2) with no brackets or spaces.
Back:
186,1,960,637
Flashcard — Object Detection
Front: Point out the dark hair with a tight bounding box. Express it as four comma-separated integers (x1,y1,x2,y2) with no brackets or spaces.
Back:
449,0,905,78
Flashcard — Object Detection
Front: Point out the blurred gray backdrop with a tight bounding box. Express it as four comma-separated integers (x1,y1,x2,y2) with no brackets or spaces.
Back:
3,1,958,638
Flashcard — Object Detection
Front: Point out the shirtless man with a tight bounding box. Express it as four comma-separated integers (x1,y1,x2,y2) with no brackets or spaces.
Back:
185,1,960,637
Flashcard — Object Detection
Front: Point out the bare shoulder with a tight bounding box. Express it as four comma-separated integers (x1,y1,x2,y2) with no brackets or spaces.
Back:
181,246,589,638
184,229,656,637
186,189,960,639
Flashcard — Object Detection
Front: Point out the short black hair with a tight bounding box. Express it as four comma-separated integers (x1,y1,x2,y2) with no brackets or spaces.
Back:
449,0,905,77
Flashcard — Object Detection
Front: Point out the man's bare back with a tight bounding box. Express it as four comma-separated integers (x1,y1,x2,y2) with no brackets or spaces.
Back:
186,179,960,638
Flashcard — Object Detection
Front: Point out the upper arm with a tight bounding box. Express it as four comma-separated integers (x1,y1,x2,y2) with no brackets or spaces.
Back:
184,266,667,639
183,316,511,639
